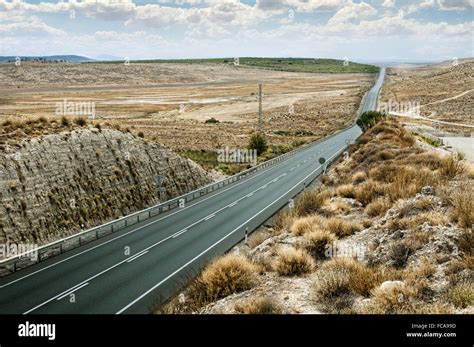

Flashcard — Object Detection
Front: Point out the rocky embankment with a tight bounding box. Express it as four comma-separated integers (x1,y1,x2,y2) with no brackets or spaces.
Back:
0,122,213,246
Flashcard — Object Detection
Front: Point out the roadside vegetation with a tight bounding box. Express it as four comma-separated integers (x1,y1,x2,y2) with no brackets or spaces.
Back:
157,119,473,314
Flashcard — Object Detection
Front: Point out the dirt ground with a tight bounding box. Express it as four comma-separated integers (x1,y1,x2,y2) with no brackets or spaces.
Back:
0,62,374,151
380,59,473,133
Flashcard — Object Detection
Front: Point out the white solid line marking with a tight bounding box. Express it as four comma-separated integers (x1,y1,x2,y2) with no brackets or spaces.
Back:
228,202,237,207
115,149,341,314
126,251,149,263
56,282,89,301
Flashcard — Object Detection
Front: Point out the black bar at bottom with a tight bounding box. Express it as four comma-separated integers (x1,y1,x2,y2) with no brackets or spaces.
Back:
0,314,470,346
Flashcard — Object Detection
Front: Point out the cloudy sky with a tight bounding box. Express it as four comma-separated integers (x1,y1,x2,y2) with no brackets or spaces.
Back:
0,0,472,62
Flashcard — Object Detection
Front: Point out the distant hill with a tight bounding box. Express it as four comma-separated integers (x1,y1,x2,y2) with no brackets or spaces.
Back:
93,57,379,73
0,55,95,63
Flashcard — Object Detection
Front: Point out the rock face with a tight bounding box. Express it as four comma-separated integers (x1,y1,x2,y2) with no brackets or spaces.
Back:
0,127,213,245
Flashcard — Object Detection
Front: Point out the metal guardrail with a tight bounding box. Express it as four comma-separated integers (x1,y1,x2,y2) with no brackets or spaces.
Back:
0,122,358,276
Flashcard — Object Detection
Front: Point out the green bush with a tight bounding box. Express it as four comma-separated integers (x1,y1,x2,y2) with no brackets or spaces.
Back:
248,133,268,155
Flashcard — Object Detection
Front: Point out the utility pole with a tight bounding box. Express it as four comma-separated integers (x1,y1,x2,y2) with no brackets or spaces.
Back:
258,83,263,133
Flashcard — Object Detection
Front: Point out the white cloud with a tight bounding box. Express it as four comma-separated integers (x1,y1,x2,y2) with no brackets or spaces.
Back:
328,2,377,25
382,0,395,8
438,0,474,10
256,0,345,12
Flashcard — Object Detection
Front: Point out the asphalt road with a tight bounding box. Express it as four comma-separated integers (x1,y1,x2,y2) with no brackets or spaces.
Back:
0,68,385,314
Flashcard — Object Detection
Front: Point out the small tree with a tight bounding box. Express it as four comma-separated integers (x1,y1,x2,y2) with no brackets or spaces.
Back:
356,111,387,131
248,133,268,155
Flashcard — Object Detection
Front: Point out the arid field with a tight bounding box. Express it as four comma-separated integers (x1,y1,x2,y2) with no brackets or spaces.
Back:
380,59,474,131
0,62,374,155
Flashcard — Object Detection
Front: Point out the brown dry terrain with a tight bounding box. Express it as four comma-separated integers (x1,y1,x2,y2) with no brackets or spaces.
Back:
380,59,474,130
159,120,473,314
0,62,374,153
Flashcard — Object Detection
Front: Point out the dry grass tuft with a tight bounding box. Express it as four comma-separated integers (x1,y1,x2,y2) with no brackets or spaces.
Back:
185,254,258,309
293,190,330,217
290,215,323,236
303,229,337,260
438,155,465,179
234,297,282,314
351,171,367,184
365,197,391,217
317,257,389,297
324,217,362,237
336,184,355,198
274,248,315,276
451,183,474,229
354,179,384,205
447,282,474,309
361,283,418,314
388,241,414,269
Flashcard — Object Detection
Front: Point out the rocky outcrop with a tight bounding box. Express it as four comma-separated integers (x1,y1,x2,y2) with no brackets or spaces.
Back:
0,127,213,245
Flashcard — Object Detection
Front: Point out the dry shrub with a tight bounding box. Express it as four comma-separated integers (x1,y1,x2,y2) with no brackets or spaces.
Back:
354,179,384,205
385,166,437,201
351,171,367,184
303,229,337,260
336,184,355,198
331,200,352,214
274,209,294,233
365,197,391,217
389,241,414,269
465,163,474,179
324,217,362,237
274,248,314,276
414,197,434,211
447,282,474,309
186,254,258,309
405,231,431,250
368,164,398,183
73,117,88,127
290,215,323,236
438,155,465,179
313,267,353,311
234,297,282,314
385,212,449,232
294,190,330,217
361,284,418,314
319,257,394,297
457,229,473,256
451,183,474,229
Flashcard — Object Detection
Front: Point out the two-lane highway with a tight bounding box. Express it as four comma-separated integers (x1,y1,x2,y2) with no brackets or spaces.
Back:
0,68,385,314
